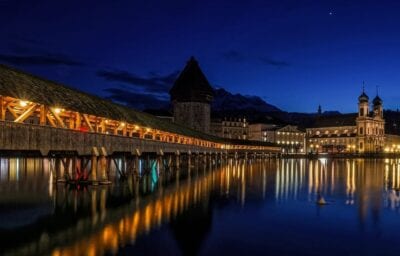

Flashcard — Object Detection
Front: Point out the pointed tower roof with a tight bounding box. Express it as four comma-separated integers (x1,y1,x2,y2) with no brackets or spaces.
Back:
373,95,382,105
373,86,383,105
169,57,214,102
358,85,369,103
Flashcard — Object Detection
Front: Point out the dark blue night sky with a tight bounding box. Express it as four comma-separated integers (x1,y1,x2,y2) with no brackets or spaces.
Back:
1,0,400,113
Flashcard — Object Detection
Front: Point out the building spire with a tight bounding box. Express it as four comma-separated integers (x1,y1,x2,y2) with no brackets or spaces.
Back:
362,81,365,93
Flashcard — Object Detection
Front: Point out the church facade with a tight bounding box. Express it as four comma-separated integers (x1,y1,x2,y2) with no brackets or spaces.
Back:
306,90,385,153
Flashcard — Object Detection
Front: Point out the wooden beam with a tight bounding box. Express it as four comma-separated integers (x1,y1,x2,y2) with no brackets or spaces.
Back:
46,113,57,127
69,114,75,129
122,125,127,136
82,114,94,132
0,96,5,121
94,117,99,132
75,112,81,130
14,104,38,123
100,119,106,133
114,122,127,136
40,105,47,125
49,108,66,128
6,104,18,119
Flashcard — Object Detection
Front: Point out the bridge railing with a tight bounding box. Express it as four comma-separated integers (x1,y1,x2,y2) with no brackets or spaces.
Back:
0,120,230,155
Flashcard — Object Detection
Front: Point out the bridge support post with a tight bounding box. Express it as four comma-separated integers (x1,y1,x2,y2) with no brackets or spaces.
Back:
133,149,141,176
175,153,180,169
194,153,199,168
187,152,191,169
157,153,163,173
134,154,140,176
90,147,99,185
99,147,111,185
99,156,111,185
157,148,164,173
56,157,66,183
207,153,212,171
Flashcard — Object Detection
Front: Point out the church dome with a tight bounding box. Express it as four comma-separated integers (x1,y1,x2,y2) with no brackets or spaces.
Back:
358,91,369,103
373,95,383,105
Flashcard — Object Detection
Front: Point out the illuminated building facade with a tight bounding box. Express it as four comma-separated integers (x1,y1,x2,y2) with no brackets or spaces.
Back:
306,90,386,153
249,124,305,154
275,125,306,153
211,117,248,140
248,123,278,141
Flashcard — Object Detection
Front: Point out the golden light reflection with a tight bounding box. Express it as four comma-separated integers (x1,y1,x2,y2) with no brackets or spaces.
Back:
46,159,268,256
8,157,400,256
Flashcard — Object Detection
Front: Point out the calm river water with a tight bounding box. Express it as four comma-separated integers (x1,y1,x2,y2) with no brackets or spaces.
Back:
1,157,400,255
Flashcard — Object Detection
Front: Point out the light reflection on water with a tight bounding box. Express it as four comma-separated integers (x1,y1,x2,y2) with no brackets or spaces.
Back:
1,158,400,255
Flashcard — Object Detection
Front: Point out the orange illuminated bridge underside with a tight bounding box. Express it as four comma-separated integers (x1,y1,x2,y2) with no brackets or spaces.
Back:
0,95,277,152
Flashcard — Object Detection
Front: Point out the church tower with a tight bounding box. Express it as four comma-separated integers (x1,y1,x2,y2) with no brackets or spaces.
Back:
169,57,214,133
372,93,385,151
317,105,322,115
356,87,385,153
372,94,383,119
358,88,369,117
356,88,369,152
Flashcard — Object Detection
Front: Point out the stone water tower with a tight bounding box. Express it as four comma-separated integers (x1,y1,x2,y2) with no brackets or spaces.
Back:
169,57,214,133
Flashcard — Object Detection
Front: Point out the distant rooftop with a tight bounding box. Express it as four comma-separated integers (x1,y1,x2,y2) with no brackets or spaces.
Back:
309,113,357,128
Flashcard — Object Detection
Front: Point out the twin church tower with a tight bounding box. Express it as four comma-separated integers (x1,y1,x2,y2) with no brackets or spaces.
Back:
356,89,385,152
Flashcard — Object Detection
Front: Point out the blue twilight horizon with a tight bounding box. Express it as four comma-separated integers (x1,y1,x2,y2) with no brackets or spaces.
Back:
0,0,400,113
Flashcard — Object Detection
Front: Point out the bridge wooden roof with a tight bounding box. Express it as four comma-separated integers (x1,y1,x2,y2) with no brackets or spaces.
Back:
0,64,276,147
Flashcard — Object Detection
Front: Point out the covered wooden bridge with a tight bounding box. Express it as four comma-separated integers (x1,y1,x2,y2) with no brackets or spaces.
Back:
0,64,280,184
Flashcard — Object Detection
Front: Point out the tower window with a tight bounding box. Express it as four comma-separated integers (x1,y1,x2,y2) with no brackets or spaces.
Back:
359,127,363,135
360,108,364,116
